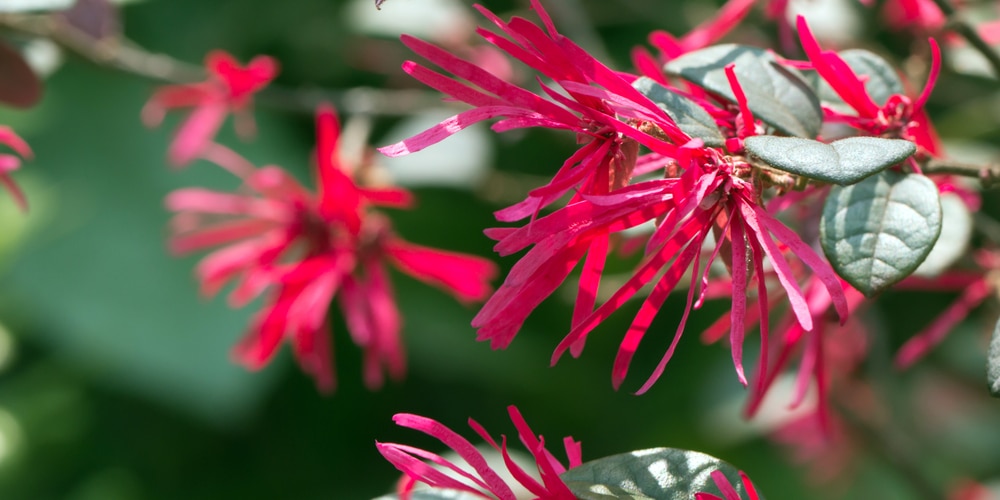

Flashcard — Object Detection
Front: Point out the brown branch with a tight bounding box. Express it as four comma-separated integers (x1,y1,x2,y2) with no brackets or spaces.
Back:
923,157,1000,188
930,0,1000,78
0,12,443,116
0,12,204,82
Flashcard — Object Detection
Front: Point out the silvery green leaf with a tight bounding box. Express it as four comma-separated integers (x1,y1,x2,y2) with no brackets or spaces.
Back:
665,44,821,138
744,136,916,185
820,171,942,296
988,318,1000,397
632,77,725,147
561,447,755,500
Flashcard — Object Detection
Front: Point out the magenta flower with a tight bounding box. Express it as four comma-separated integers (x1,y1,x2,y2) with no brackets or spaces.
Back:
695,470,760,500
142,50,278,166
797,17,943,156
376,405,582,499
380,0,694,356
632,0,756,81
167,104,496,391
0,126,31,211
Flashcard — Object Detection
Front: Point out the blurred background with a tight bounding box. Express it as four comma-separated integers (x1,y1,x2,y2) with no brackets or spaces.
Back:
1,0,1000,498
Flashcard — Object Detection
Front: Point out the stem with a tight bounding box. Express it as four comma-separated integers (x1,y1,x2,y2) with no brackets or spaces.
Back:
0,12,442,116
929,0,1000,78
923,158,1000,188
0,13,204,82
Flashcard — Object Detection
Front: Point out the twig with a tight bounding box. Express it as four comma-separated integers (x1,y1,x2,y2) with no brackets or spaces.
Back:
923,157,1000,188
929,0,1000,78
0,12,444,116
0,12,204,82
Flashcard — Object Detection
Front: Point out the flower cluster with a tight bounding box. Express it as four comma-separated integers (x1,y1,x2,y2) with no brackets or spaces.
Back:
151,55,496,390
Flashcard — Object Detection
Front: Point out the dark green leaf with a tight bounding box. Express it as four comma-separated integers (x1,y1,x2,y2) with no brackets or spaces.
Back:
744,136,916,185
561,447,753,500
988,318,1000,397
665,44,821,138
632,77,725,147
820,171,942,296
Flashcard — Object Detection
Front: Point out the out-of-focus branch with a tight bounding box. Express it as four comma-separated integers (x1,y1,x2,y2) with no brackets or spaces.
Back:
0,12,443,116
930,0,1000,78
923,157,1000,188
0,12,205,82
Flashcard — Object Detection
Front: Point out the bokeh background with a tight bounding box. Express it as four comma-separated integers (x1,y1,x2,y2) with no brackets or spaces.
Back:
2,0,1000,498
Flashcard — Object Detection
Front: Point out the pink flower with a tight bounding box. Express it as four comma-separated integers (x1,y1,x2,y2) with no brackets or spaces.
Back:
376,405,582,499
142,50,278,166
0,126,31,211
380,0,695,359
796,17,943,156
632,0,756,82
695,470,761,500
882,0,947,34
167,104,496,391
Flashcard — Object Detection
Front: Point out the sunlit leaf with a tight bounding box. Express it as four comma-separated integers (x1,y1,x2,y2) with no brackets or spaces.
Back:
561,447,752,500
665,44,821,138
820,171,942,296
744,136,915,185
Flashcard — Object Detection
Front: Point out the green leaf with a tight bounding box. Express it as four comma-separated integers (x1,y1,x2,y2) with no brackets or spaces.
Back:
744,136,916,185
665,44,821,138
561,447,754,500
914,192,972,277
632,77,725,147
988,318,1000,397
820,171,942,296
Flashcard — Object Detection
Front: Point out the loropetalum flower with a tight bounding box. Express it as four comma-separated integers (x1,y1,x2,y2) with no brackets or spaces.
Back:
386,0,850,397
796,16,943,156
380,0,692,355
0,126,31,211
631,0,756,83
142,50,278,166
376,405,582,499
695,470,761,500
167,104,496,391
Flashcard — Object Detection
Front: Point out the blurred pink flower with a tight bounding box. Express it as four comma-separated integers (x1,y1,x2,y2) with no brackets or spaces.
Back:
632,0,756,82
142,50,278,166
167,104,496,391
376,405,582,499
0,126,31,211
